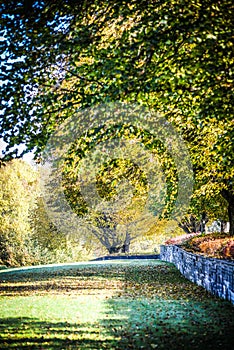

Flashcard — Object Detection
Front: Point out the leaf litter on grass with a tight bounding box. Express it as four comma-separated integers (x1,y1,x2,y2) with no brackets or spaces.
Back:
0,260,233,349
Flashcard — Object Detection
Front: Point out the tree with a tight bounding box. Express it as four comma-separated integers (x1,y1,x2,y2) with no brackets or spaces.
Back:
0,159,38,266
0,159,94,266
30,196,94,263
40,109,183,254
1,0,233,235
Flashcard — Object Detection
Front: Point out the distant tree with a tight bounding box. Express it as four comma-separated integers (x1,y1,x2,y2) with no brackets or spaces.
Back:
0,159,38,266
50,123,178,254
30,196,94,263
0,159,94,266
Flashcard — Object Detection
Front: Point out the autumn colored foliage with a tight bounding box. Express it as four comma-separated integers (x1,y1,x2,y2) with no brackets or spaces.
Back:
182,233,234,260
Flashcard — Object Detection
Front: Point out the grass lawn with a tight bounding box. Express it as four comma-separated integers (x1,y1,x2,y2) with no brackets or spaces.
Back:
0,259,233,349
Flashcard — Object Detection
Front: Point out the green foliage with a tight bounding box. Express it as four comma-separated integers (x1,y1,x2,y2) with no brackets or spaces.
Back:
0,160,95,266
1,0,233,233
0,160,38,266
58,121,179,253
29,196,97,264
62,123,178,217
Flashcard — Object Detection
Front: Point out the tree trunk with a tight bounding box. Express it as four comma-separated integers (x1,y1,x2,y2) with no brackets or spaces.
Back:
220,220,226,234
121,243,130,253
108,246,122,254
121,233,131,253
178,215,200,234
221,189,234,236
200,212,208,233
227,202,234,236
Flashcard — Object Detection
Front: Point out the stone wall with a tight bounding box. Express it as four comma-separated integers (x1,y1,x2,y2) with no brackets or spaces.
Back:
160,245,234,305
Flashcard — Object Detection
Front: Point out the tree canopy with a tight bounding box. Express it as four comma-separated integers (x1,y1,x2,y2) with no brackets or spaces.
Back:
1,0,233,235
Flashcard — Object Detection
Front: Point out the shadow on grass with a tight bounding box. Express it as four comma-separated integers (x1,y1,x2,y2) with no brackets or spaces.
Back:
0,317,115,349
102,296,234,350
0,262,129,296
0,261,171,297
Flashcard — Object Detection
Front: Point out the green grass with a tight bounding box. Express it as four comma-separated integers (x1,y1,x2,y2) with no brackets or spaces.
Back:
0,260,233,349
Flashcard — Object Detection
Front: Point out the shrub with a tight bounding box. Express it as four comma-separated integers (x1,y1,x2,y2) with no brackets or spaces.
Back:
182,232,234,260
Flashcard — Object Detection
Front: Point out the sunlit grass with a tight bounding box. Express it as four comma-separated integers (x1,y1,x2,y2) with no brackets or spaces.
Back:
0,260,233,349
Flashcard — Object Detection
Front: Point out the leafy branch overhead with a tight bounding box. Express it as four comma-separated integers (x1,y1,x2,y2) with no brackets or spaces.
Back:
0,0,233,234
